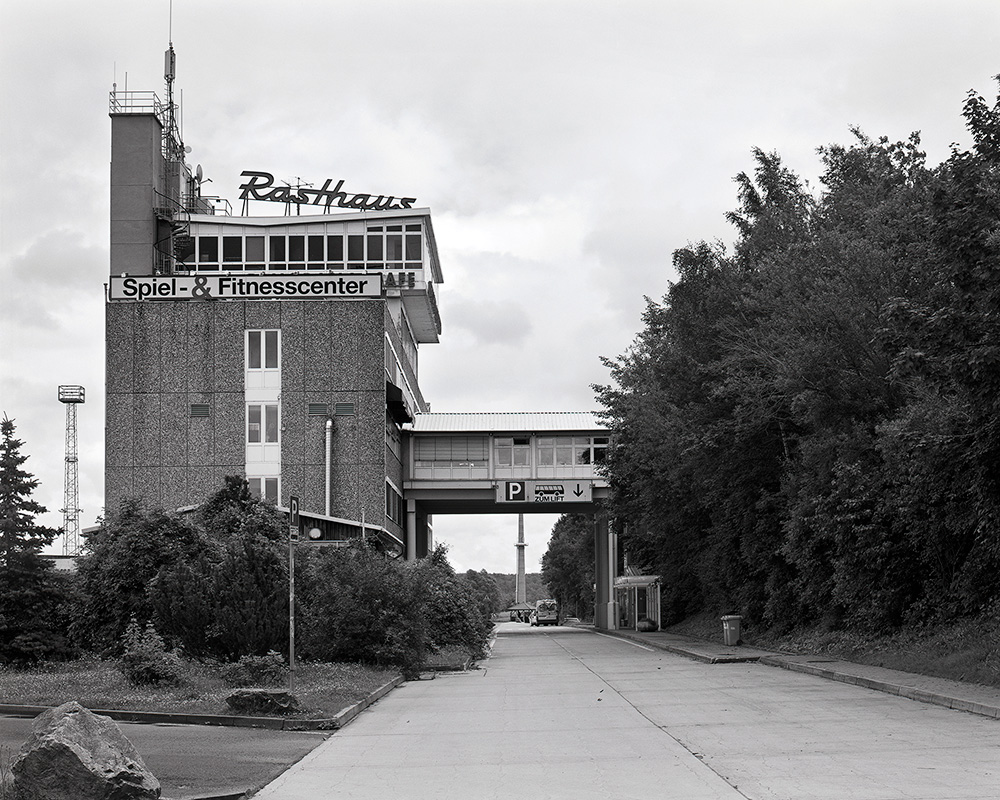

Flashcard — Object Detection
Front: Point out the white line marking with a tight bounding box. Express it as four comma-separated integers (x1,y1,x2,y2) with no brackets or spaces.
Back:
591,631,656,651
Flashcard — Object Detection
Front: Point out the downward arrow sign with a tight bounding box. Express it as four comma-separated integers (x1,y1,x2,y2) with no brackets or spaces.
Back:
573,484,584,497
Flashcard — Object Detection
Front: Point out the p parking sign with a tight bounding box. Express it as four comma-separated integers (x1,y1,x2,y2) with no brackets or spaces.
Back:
505,481,526,502
289,495,300,541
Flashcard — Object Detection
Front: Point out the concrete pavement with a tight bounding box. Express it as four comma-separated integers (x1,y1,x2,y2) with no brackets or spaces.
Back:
603,625,1000,719
250,623,1000,799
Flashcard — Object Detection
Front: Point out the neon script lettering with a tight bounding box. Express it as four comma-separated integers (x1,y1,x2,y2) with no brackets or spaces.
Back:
238,171,416,211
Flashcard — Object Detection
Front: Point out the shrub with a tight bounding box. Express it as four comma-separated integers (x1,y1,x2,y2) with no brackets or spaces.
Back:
219,650,288,687
118,619,184,687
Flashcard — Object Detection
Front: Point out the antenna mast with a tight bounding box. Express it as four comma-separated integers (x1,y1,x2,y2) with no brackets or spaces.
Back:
58,386,85,556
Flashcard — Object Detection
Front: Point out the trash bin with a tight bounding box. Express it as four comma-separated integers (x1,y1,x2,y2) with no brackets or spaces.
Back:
721,615,742,646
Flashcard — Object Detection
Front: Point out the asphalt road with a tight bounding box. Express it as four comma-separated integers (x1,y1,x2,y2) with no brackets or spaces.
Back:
254,622,1000,799
0,716,328,799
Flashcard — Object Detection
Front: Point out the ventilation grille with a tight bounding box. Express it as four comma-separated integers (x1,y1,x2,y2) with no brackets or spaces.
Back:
308,403,329,417
190,404,210,418
334,402,355,416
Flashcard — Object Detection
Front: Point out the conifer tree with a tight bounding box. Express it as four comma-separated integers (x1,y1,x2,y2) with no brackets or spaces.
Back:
0,414,69,661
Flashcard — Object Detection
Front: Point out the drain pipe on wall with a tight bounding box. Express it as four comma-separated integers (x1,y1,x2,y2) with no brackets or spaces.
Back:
325,418,333,516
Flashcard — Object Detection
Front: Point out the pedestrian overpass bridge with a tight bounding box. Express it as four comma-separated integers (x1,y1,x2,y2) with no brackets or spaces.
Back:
399,412,620,629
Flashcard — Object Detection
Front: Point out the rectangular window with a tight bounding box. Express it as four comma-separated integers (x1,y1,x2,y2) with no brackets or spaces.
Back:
198,236,219,263
175,236,195,264
385,482,403,526
308,235,324,261
247,404,279,443
494,437,529,467
367,235,384,261
386,235,403,262
247,330,279,370
222,236,242,262
347,235,364,262
405,234,422,261
269,236,286,261
249,478,279,504
248,404,261,443
327,235,344,262
288,235,305,262
414,436,488,464
264,330,278,368
248,331,261,369
246,236,265,262
265,404,279,442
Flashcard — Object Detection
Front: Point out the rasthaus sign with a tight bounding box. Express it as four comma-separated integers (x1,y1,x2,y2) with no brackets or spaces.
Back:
238,171,416,212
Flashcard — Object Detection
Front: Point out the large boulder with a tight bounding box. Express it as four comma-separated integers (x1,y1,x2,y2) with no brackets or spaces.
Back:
226,688,300,716
12,701,160,800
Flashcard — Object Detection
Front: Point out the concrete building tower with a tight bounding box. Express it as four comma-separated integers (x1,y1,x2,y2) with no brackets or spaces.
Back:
515,513,527,604
104,52,441,559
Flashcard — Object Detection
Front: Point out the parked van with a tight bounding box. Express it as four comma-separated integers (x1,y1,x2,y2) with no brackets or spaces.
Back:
531,599,559,626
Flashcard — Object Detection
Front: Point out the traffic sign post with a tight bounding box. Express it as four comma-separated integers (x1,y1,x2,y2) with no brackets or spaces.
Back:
288,495,300,693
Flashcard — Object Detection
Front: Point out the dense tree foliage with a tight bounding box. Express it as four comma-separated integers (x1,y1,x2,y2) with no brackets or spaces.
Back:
541,515,594,619
74,477,494,671
596,80,1000,633
0,416,73,662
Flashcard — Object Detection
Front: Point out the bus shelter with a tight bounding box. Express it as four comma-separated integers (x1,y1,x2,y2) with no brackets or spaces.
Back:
614,575,661,631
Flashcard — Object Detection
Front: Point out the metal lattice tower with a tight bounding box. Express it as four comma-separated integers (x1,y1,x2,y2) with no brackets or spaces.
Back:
58,386,85,556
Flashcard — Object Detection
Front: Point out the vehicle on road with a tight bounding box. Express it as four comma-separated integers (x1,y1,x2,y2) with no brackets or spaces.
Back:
531,599,559,626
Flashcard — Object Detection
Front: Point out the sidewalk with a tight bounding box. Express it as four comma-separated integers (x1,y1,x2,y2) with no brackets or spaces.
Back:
600,626,1000,720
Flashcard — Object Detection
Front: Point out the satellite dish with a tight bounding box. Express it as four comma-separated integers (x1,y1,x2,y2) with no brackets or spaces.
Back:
195,164,203,182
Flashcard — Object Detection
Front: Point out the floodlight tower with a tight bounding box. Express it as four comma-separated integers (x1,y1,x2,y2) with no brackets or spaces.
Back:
58,386,85,556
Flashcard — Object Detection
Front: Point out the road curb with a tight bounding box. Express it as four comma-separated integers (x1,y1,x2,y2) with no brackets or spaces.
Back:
0,675,406,732
758,655,1000,720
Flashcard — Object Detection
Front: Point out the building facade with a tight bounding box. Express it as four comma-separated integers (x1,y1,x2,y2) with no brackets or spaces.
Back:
105,74,440,556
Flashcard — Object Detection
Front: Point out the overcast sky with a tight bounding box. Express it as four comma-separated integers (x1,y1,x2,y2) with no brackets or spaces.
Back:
1,0,997,575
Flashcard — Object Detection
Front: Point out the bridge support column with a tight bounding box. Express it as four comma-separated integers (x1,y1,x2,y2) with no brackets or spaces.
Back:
406,499,417,562
594,513,618,630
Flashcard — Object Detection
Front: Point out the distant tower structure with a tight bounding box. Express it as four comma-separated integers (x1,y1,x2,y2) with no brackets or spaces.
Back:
58,386,85,556
515,514,527,604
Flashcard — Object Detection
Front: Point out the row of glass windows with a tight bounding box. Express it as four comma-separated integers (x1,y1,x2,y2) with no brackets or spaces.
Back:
413,436,609,467
178,228,423,272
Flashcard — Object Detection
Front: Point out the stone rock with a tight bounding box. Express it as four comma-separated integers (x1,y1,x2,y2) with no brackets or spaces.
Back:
12,701,160,800
226,688,301,716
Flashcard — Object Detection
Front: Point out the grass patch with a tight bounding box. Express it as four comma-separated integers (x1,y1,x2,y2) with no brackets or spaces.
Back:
664,611,1000,689
0,657,398,720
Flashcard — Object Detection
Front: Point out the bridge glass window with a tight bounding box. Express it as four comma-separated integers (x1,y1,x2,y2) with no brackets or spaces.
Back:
413,436,489,479
495,437,530,467
535,435,607,478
